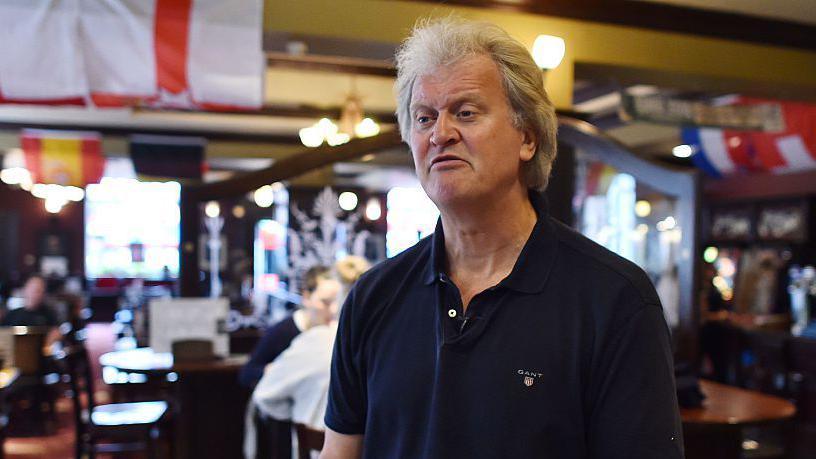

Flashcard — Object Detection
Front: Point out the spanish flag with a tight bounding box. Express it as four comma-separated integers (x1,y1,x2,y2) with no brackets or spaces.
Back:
20,129,105,186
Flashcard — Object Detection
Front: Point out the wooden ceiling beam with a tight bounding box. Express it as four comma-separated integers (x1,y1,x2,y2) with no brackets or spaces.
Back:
416,0,816,51
191,130,403,200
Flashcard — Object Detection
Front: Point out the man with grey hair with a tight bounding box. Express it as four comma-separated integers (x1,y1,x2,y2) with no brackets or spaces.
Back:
322,18,682,459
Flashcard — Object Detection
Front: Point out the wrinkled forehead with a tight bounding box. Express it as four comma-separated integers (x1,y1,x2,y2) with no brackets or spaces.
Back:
409,54,504,108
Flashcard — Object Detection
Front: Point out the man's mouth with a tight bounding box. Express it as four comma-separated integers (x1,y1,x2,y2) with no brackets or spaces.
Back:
430,154,467,168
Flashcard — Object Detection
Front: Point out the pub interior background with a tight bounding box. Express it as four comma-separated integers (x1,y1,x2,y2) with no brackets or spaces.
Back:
0,1,815,458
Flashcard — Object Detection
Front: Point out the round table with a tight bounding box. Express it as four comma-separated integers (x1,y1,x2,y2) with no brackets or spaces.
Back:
100,348,250,459
680,380,796,459
99,347,247,374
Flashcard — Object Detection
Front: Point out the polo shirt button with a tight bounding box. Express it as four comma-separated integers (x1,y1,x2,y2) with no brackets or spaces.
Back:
447,309,457,318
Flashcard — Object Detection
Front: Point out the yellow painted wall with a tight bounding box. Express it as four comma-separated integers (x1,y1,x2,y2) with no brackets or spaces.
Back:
265,0,816,109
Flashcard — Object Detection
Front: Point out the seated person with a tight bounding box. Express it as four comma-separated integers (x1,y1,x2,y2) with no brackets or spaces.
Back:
251,256,371,430
1,274,57,327
238,266,340,389
1,273,62,349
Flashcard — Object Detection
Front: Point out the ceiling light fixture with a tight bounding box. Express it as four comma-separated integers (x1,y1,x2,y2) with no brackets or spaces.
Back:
299,88,381,147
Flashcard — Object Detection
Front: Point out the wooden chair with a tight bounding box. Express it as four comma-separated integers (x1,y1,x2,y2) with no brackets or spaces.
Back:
254,411,293,459
59,345,169,459
4,327,58,435
295,424,325,459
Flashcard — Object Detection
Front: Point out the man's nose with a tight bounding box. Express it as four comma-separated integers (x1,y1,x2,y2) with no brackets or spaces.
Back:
430,114,460,147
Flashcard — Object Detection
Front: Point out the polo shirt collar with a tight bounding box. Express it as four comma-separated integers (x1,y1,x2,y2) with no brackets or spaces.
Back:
421,191,558,294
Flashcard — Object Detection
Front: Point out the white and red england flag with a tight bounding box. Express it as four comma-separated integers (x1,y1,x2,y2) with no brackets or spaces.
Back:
0,0,264,109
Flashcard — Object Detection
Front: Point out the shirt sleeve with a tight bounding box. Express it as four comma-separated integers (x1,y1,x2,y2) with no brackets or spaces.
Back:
324,288,367,434
251,337,309,422
587,304,684,459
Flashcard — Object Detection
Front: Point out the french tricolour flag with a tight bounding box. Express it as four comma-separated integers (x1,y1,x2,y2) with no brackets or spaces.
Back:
682,99,816,177
0,0,264,110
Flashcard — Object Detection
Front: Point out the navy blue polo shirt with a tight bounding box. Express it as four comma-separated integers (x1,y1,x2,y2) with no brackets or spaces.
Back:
325,192,683,459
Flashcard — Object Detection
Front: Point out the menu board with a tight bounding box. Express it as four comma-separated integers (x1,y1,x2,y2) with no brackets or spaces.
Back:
148,298,229,357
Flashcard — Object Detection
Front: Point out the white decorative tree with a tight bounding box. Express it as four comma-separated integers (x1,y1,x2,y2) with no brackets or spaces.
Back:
286,187,371,295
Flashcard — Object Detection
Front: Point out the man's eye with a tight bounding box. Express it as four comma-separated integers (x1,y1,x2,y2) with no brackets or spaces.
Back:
458,110,475,118
416,115,431,124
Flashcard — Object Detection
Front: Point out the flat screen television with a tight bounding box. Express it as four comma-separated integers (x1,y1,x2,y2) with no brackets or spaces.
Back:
85,178,180,280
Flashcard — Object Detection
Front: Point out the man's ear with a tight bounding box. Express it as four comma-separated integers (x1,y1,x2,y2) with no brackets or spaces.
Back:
519,128,536,162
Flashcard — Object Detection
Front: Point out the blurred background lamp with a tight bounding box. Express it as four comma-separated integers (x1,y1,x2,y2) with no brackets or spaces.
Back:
532,35,566,70
338,191,359,211
232,205,246,219
204,201,220,218
299,126,324,148
365,197,382,221
326,132,351,146
65,186,85,202
44,197,65,214
354,118,380,138
254,185,275,208
703,246,719,263
635,200,651,217
672,144,694,158
0,167,30,185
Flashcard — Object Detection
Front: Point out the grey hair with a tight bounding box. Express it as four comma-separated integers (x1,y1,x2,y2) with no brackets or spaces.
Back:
395,17,558,191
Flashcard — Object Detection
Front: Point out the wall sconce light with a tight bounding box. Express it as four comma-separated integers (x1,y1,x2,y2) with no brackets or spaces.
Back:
532,35,566,71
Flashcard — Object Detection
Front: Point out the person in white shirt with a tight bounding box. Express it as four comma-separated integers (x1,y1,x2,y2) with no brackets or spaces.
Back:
252,322,337,430
246,257,370,457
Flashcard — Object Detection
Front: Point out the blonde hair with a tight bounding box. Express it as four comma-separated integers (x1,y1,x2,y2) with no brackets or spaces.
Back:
394,17,558,190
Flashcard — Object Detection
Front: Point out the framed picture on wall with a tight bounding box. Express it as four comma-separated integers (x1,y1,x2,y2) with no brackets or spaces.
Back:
708,206,753,242
756,200,809,242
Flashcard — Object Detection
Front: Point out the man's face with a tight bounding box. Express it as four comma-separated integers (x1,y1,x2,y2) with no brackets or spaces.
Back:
408,54,536,207
23,277,46,310
302,278,341,325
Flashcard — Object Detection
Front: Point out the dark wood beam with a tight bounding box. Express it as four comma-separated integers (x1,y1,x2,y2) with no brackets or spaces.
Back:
418,0,816,51
137,104,398,124
266,52,396,78
0,121,302,144
264,31,396,61
704,170,816,201
190,130,404,201
575,62,816,103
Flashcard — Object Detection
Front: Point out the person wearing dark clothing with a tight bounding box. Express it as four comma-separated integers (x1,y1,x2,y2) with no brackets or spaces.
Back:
0,306,57,327
1,275,57,327
321,18,682,459
239,266,340,389
239,315,300,388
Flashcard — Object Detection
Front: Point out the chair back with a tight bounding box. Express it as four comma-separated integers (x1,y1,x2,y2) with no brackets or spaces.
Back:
11,328,48,376
295,424,325,459
59,345,96,436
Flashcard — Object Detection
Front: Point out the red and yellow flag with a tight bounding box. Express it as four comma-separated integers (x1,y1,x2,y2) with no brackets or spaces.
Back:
20,129,104,186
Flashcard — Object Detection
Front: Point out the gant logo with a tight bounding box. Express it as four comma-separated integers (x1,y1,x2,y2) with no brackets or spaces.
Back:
517,369,543,387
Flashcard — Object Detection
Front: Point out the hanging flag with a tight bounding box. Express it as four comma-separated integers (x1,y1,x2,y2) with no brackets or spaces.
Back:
20,130,105,187
0,0,264,110
681,98,816,177
740,98,816,174
129,135,206,182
